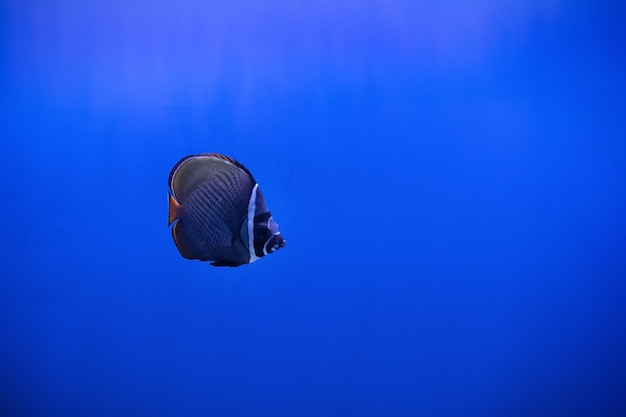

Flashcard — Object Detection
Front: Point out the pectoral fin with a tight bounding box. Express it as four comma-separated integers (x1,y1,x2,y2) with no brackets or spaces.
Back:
210,260,243,267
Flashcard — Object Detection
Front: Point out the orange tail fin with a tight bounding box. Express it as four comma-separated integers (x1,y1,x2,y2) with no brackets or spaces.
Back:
168,194,181,226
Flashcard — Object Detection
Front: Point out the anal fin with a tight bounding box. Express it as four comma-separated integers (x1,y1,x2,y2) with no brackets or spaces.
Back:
171,221,201,260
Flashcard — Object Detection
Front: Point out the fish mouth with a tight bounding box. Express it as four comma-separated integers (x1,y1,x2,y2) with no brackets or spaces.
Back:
266,234,286,253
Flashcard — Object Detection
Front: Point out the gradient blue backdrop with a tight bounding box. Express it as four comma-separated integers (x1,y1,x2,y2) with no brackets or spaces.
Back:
1,1,625,416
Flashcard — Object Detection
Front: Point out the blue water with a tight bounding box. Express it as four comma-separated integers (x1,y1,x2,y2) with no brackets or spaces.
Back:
2,1,625,416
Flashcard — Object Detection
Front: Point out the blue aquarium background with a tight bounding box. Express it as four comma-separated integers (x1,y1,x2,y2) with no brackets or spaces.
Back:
1,1,625,416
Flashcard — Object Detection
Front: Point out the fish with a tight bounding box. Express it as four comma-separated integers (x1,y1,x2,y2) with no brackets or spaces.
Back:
167,153,286,267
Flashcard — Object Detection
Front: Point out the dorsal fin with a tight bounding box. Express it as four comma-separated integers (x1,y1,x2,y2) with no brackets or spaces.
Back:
168,153,255,196
198,153,255,179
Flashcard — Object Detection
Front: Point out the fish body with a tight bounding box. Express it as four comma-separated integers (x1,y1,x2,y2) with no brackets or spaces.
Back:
168,153,285,267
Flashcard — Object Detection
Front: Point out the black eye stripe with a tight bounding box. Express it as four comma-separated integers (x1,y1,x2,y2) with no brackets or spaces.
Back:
255,227,270,240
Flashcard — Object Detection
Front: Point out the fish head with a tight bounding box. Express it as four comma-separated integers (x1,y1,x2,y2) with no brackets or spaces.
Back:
245,184,286,263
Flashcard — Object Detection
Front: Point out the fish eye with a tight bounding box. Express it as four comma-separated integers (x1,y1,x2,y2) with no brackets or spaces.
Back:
255,226,271,241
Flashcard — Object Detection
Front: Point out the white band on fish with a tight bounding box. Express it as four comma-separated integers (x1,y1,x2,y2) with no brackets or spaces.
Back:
247,183,261,263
